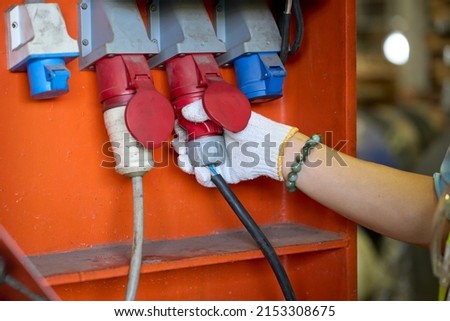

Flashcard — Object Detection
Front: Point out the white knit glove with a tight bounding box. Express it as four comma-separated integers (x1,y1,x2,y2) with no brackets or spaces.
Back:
172,100,298,187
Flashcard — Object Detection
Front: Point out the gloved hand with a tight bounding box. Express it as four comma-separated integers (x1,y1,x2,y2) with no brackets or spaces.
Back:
172,100,298,187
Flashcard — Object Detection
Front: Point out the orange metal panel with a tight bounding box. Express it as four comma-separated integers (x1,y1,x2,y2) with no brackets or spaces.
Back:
51,250,352,301
0,0,357,300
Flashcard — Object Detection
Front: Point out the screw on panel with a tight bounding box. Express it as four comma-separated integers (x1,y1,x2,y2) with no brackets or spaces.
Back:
150,4,157,12
11,22,18,28
80,2,88,10
82,39,89,46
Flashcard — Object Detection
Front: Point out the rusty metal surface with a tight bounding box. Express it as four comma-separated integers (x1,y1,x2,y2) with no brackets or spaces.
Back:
30,223,345,286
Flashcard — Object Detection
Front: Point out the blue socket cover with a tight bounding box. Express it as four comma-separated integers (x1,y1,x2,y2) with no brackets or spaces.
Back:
26,57,71,100
234,52,287,103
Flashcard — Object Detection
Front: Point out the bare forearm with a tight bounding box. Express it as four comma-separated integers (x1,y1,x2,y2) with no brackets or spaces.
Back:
281,133,438,245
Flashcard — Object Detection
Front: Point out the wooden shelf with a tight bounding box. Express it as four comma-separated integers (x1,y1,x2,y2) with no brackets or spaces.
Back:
29,223,347,286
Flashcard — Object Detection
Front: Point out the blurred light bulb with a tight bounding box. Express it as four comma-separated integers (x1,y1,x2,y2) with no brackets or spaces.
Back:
383,32,410,65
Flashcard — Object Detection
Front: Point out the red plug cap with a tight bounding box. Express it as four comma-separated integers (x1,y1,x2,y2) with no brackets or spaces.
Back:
96,55,174,149
203,80,251,133
166,54,251,138
125,88,174,149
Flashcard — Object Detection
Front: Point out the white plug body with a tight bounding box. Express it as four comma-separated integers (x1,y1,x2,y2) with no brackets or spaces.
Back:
103,106,153,177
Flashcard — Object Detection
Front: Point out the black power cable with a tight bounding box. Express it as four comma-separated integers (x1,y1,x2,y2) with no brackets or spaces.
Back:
290,0,304,55
209,168,296,301
279,0,304,64
279,3,292,64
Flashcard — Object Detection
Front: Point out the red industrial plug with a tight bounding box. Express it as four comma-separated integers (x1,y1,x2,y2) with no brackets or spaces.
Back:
165,53,251,166
95,54,174,150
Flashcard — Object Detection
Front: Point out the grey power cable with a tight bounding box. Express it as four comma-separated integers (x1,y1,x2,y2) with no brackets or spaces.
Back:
0,256,47,301
125,175,145,301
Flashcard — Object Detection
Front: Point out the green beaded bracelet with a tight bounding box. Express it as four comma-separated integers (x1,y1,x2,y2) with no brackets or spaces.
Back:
285,134,322,192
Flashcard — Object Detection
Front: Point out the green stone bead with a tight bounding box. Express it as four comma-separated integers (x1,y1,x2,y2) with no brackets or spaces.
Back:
285,180,296,190
311,134,322,143
285,134,321,193
304,142,314,149
287,172,298,182
302,148,310,160
291,161,302,173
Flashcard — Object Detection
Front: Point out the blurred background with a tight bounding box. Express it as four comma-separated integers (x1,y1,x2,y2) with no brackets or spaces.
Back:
355,0,450,300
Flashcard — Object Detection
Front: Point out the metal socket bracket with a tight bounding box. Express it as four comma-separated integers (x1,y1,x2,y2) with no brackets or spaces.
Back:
214,0,282,66
78,0,159,70
147,0,226,68
5,3,79,72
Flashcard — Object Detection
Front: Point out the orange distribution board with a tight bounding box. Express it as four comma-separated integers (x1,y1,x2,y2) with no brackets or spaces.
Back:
0,0,357,300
